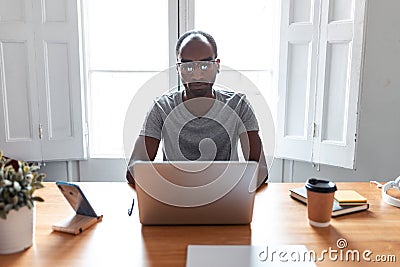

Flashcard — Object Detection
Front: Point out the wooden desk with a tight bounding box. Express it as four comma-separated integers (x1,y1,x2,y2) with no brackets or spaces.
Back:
0,182,399,266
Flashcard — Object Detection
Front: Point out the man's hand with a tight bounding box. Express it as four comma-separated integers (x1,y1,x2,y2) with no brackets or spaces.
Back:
240,131,268,187
126,136,160,183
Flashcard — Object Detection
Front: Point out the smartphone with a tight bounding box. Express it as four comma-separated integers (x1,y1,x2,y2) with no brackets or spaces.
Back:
56,181,98,217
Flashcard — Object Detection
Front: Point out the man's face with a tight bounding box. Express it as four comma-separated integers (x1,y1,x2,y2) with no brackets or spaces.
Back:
177,37,219,98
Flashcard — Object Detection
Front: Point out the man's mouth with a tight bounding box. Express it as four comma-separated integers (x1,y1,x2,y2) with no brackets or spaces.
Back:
187,82,210,89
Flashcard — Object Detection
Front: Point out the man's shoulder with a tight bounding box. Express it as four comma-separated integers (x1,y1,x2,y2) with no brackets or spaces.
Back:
214,88,247,103
154,90,181,105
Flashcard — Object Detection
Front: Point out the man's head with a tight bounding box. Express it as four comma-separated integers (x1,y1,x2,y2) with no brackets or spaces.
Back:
176,30,220,98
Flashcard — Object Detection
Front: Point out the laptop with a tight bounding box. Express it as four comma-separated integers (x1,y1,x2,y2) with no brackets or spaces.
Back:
186,245,317,267
133,161,259,225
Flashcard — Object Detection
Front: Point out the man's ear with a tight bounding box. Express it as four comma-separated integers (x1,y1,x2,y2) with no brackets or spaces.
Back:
216,58,220,73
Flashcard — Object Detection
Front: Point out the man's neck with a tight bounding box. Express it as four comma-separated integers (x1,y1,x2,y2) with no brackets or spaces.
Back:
182,88,215,101
182,90,216,117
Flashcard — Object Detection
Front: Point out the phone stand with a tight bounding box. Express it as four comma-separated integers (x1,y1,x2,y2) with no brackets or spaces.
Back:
53,181,104,235
52,214,103,235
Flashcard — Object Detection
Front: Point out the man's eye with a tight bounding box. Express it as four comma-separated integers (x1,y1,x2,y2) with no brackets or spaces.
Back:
186,65,194,72
200,64,208,71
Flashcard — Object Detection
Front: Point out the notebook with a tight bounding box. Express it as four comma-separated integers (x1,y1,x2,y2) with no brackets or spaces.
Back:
334,190,367,205
289,187,369,217
133,161,259,225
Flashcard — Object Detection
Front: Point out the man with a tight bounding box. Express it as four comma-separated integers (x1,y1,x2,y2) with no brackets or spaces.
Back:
126,30,267,187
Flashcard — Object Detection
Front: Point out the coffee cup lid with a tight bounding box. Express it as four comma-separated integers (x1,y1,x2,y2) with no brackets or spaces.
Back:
305,178,337,193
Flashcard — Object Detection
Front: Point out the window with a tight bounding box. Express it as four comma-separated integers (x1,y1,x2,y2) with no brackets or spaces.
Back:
275,0,367,169
85,0,170,158
194,0,278,116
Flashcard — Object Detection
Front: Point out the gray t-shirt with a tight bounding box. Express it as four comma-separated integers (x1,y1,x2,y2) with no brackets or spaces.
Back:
139,89,259,161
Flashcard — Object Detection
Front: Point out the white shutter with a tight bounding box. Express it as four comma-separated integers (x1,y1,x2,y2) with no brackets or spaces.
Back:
276,0,366,169
33,0,86,160
0,0,86,161
275,0,320,162
0,1,42,161
313,0,366,169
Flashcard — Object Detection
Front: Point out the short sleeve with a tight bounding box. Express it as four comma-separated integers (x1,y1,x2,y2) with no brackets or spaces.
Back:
237,95,259,134
139,101,163,140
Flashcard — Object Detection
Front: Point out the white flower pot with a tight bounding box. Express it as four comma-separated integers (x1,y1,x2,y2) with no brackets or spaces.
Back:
0,206,35,254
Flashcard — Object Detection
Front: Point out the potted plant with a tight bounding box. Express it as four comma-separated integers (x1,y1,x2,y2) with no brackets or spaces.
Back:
0,152,45,254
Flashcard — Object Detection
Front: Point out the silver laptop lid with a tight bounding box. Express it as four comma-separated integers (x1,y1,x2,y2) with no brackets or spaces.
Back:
133,161,258,225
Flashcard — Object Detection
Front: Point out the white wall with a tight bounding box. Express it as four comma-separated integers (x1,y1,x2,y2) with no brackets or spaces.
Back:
41,0,400,183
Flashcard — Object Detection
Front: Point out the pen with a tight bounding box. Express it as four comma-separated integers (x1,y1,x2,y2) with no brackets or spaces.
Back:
128,198,135,216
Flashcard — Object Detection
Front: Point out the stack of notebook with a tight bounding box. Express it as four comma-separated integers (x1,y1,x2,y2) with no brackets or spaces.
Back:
334,190,368,205
289,187,369,217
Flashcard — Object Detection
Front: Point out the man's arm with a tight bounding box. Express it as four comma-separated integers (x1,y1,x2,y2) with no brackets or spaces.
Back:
239,131,268,188
126,136,160,184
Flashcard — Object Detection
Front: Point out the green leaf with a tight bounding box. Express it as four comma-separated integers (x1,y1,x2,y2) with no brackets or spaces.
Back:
34,173,46,183
32,196,44,202
0,210,6,220
4,203,13,212
13,181,21,191
31,182,44,190
3,189,9,200
27,200,33,209
11,195,18,205
30,166,40,172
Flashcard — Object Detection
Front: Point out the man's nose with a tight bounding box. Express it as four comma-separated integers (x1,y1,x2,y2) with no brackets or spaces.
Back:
190,67,205,81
